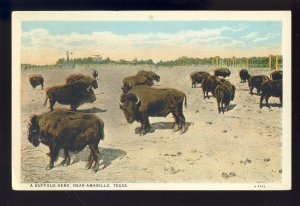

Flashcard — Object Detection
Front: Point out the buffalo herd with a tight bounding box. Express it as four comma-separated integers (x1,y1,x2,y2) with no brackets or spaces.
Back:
27,67,283,171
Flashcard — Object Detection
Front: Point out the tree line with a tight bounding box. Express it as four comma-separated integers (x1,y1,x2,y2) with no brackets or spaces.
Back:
21,55,282,69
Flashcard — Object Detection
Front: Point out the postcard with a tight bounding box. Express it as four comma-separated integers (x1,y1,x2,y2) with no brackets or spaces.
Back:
12,11,291,190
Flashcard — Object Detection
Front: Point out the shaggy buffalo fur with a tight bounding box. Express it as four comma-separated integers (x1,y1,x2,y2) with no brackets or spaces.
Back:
190,71,211,88
29,74,44,89
214,81,236,114
28,109,104,172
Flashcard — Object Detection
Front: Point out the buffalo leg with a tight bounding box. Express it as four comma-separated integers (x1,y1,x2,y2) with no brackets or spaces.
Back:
280,96,282,106
89,145,101,172
71,104,78,112
178,104,186,132
140,113,150,135
265,95,270,107
260,95,264,108
85,150,94,170
217,100,221,114
171,111,180,132
49,99,56,111
60,148,70,166
249,86,253,95
46,146,60,170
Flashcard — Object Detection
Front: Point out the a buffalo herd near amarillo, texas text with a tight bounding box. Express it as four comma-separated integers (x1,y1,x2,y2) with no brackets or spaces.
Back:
26,67,282,173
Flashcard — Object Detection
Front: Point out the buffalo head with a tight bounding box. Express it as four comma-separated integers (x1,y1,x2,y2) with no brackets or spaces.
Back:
119,93,140,123
28,115,41,147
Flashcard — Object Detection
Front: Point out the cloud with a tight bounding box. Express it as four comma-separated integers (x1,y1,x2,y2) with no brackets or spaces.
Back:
241,32,258,40
21,25,281,64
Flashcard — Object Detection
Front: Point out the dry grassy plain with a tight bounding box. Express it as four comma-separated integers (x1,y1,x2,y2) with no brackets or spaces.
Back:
20,65,282,183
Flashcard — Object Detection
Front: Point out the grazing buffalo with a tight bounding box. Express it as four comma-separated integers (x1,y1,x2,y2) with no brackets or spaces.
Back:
93,70,98,79
190,71,211,88
270,70,283,80
248,75,270,95
137,70,160,82
239,69,251,83
201,76,225,99
65,73,98,89
122,74,153,94
214,81,236,114
44,81,96,111
260,80,282,108
119,85,187,135
214,68,231,78
27,109,104,172
29,74,44,89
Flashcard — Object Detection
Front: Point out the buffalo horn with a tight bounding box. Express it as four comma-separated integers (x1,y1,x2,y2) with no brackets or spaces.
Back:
135,95,140,105
119,97,124,106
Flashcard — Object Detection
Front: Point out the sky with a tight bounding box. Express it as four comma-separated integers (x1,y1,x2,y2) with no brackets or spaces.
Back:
21,21,282,65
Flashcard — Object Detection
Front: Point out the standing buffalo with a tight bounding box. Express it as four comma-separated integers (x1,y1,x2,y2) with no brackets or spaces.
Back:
239,69,251,83
201,76,225,99
93,70,98,79
270,70,283,80
65,73,98,89
214,68,231,78
260,80,282,108
29,74,44,89
214,81,236,113
44,81,96,111
137,70,160,82
190,71,211,88
27,109,104,172
119,85,187,135
248,75,270,95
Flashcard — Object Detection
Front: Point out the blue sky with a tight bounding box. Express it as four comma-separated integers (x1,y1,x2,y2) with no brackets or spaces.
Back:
21,21,282,64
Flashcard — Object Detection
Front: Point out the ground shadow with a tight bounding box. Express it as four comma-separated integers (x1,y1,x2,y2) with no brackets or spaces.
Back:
134,121,192,135
227,104,237,111
260,102,282,108
78,107,107,113
71,147,126,169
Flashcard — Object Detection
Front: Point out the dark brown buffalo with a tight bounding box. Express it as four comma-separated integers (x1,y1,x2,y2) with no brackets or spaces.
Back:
214,81,236,113
270,70,283,80
214,68,231,78
65,73,98,89
27,109,104,172
190,71,210,88
44,81,96,111
201,76,225,99
122,74,153,93
239,69,251,83
93,70,98,79
260,80,282,108
29,74,44,89
119,85,187,135
248,75,270,95
137,70,160,82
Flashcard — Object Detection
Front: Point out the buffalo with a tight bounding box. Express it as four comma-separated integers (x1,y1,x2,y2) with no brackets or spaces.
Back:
270,70,283,80
65,73,98,89
27,109,104,172
119,85,187,135
260,80,282,108
239,69,251,83
93,70,98,79
190,71,211,88
137,70,160,82
214,81,236,113
122,74,153,94
201,76,225,99
248,75,270,95
214,68,231,78
29,74,44,89
44,81,96,111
